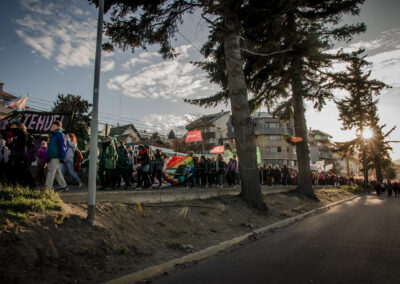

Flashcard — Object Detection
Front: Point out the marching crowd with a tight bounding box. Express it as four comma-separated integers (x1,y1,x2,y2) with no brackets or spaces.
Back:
0,119,241,190
0,119,399,196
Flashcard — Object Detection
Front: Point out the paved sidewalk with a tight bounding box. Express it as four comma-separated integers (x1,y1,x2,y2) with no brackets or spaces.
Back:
60,185,295,204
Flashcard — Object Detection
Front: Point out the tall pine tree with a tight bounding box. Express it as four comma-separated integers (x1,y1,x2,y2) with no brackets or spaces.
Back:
334,50,393,182
187,0,366,199
88,0,291,210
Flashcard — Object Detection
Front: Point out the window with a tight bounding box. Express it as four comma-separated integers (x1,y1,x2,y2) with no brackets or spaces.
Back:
265,122,280,128
266,146,282,153
263,159,283,166
264,135,281,141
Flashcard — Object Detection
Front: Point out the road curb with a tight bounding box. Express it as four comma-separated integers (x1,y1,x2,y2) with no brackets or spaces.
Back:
60,187,292,204
105,194,362,284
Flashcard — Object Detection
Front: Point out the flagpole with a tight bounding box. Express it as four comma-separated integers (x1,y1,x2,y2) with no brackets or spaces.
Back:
87,0,104,224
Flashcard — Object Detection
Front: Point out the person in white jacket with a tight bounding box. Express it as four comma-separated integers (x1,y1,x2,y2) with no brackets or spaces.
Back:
61,133,82,187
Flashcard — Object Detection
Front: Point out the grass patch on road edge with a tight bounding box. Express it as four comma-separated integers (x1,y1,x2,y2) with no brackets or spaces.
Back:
0,184,63,220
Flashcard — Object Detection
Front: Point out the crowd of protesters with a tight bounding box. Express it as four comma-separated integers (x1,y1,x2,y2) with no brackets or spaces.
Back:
1,119,399,194
0,120,83,190
258,164,295,186
186,152,239,189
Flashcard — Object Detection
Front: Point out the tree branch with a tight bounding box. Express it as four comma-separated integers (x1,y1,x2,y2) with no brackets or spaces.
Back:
240,48,293,57
201,14,226,31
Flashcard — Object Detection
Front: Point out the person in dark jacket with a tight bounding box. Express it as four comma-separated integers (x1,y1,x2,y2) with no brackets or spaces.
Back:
115,141,131,189
137,145,151,189
126,145,135,187
8,122,35,188
199,155,209,187
273,165,281,186
266,164,273,186
153,149,164,188
45,120,68,190
227,155,238,187
216,154,225,188
282,165,289,186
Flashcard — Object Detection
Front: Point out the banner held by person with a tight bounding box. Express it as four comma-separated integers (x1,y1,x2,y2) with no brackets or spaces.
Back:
0,111,73,134
185,130,202,143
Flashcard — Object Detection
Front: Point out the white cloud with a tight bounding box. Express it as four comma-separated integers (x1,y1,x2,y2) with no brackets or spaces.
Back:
101,60,115,72
122,58,152,70
121,51,161,70
19,0,58,16
140,113,197,134
108,47,207,100
16,0,99,69
368,49,400,87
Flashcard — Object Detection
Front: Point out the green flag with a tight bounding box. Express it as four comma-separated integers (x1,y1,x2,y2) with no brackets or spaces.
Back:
256,146,261,164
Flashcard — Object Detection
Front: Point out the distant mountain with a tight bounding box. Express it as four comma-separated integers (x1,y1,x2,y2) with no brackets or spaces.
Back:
394,159,400,166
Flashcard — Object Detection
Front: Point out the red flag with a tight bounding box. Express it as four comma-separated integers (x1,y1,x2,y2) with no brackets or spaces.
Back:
210,145,225,154
185,130,202,143
290,136,303,143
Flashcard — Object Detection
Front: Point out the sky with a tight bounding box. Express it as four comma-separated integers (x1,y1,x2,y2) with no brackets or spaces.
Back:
0,0,399,159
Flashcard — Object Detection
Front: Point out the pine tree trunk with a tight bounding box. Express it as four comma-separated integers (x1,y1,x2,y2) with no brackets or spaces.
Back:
375,157,383,182
290,57,317,200
223,0,267,212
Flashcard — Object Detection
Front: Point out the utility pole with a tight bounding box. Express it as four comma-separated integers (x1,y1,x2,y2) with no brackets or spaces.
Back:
87,0,104,224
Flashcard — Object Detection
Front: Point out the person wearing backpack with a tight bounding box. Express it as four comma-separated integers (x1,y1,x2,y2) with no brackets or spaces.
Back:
61,133,82,187
45,120,68,190
153,149,164,188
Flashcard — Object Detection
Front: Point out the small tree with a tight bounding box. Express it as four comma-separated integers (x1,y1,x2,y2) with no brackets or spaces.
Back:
52,94,92,150
167,130,176,139
151,131,161,140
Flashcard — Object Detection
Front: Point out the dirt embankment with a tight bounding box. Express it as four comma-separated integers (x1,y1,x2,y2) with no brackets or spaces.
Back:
0,188,358,283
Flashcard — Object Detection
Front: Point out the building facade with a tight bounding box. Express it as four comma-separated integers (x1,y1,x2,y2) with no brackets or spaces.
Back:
253,112,297,167
185,111,232,150
308,129,335,167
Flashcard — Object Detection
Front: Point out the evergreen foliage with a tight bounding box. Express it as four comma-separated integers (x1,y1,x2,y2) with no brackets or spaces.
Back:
334,51,394,182
167,130,176,139
52,94,92,150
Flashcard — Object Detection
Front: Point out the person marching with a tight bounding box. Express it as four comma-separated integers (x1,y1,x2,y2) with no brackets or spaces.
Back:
45,120,68,190
62,133,82,187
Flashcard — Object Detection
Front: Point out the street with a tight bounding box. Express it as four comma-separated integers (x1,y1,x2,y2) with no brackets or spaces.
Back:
155,195,400,284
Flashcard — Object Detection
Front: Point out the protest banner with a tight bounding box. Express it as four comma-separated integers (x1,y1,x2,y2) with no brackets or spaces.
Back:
0,111,73,134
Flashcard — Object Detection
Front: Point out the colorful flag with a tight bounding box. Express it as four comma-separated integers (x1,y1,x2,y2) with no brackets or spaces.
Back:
5,94,28,111
210,145,225,154
185,130,202,143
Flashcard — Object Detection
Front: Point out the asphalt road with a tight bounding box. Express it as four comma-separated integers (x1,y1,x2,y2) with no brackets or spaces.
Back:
155,195,400,284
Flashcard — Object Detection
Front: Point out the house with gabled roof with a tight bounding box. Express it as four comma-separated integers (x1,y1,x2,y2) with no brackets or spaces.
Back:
185,110,232,150
101,124,141,143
